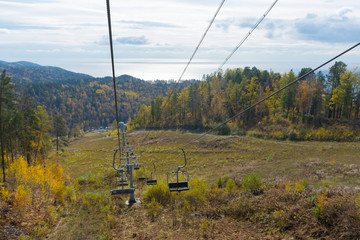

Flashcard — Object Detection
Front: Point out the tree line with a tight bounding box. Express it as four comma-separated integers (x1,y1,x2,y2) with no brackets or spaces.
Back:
0,70,67,182
15,75,197,135
128,62,360,139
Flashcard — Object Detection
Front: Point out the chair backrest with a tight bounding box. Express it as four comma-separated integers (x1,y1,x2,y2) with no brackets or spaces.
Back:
168,181,188,189
146,179,157,185
111,188,135,195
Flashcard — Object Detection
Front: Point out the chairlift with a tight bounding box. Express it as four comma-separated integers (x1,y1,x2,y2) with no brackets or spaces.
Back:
110,150,136,195
137,166,147,181
115,169,128,186
134,159,141,170
146,162,158,185
168,148,189,192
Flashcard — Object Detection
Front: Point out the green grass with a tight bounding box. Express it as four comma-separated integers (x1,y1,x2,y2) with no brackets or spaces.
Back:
49,130,360,239
58,130,360,188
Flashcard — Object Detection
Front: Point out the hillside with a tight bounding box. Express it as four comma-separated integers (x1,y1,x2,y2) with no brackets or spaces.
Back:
2,130,359,239
0,60,94,83
0,60,198,133
129,63,360,141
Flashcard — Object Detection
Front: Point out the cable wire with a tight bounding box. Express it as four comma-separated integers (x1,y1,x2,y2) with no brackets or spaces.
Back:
139,0,226,143
154,0,277,143
106,0,122,151
217,0,278,72
177,42,360,151
165,0,226,108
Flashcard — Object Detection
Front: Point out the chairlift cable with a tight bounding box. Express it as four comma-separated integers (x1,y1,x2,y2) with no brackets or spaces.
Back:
217,0,278,73
169,0,226,98
152,0,277,137
106,0,122,151
140,0,226,142
176,42,360,152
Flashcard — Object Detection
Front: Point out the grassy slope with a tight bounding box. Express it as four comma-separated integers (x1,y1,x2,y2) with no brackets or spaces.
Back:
51,130,360,239
62,130,360,187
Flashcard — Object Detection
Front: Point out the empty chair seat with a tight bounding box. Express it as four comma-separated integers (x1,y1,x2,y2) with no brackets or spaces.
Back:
168,181,189,192
146,179,157,185
116,182,129,187
111,188,135,195
138,177,146,181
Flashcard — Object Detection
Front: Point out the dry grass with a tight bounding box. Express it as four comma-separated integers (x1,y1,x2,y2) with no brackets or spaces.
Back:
48,130,360,239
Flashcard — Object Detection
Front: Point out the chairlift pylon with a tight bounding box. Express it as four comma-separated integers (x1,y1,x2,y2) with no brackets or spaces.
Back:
168,148,189,192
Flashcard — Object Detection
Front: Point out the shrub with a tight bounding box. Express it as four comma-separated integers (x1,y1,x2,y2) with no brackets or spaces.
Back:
145,197,162,220
65,185,77,202
225,179,237,193
248,130,264,138
83,191,110,209
183,178,209,210
288,130,298,141
270,131,287,140
0,187,10,201
14,185,31,214
242,174,262,195
293,181,308,193
77,174,97,185
231,197,255,220
217,177,223,188
144,181,171,206
217,125,231,135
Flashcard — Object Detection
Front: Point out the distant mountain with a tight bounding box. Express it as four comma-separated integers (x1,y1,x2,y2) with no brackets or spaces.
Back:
0,60,94,83
2,60,198,132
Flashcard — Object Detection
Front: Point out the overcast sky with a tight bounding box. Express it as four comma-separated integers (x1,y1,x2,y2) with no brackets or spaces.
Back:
0,0,359,80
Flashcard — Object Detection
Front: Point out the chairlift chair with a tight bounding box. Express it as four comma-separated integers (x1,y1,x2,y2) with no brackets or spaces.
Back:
137,166,147,181
146,162,158,185
168,148,189,192
115,169,128,186
111,149,136,195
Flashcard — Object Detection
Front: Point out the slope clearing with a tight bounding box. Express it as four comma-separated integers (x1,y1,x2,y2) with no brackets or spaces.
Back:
50,130,360,239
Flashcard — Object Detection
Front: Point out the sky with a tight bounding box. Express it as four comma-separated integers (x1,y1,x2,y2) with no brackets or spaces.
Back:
0,0,359,81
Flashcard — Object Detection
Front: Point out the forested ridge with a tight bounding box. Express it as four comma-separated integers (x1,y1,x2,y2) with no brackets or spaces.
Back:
0,61,197,134
0,60,93,84
129,62,360,141
15,75,196,132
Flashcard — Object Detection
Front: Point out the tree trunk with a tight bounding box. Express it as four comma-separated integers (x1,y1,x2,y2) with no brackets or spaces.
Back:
0,94,5,182
56,135,59,156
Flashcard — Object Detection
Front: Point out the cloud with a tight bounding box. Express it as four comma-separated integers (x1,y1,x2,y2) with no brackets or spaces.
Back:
0,28,9,34
119,20,180,29
26,49,60,53
294,8,360,43
115,36,149,45
0,23,59,31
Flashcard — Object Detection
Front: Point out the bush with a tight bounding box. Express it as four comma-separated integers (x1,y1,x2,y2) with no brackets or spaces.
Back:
14,185,31,214
65,185,77,202
217,177,223,188
145,197,162,220
144,181,171,206
183,178,209,209
288,130,298,141
242,174,262,195
225,179,237,193
0,186,10,202
77,174,97,185
217,125,231,135
83,191,110,209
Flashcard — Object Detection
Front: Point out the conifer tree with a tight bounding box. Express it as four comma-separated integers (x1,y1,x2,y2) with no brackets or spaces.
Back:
0,70,15,182
53,115,68,156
